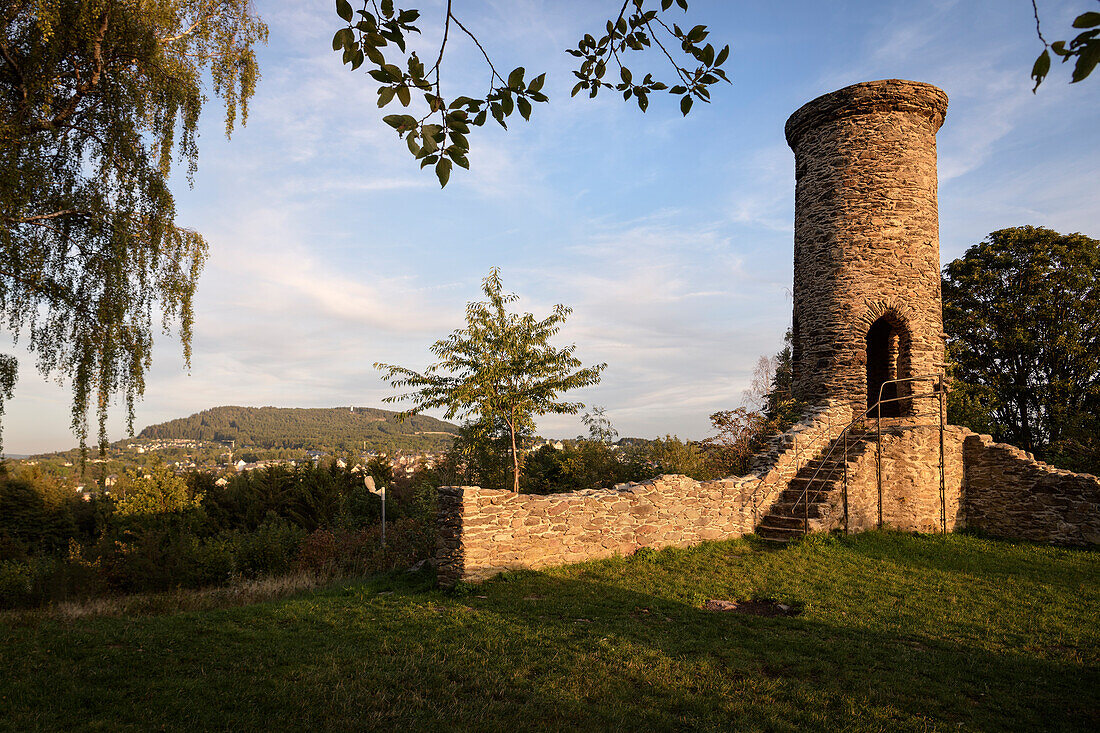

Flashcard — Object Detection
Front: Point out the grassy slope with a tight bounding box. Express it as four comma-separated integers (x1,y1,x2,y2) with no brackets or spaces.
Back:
1,531,1097,731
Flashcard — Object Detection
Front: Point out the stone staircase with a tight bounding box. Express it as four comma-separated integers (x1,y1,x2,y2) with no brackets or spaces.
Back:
756,427,877,543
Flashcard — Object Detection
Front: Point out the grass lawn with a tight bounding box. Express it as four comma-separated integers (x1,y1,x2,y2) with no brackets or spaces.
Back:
1,531,1097,731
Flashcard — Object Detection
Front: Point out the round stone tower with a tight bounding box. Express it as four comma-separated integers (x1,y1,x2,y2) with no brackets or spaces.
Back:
784,79,948,419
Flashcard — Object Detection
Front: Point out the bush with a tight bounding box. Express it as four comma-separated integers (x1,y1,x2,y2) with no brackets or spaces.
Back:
224,515,307,578
0,547,104,608
295,516,434,578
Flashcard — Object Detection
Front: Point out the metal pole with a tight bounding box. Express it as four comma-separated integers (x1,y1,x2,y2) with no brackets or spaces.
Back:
876,397,883,529
843,431,849,535
938,378,946,534
381,483,386,548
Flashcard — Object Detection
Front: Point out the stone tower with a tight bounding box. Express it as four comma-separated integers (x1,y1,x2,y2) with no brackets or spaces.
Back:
785,79,948,419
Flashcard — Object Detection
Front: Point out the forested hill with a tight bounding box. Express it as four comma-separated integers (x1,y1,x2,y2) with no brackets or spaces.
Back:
138,406,459,452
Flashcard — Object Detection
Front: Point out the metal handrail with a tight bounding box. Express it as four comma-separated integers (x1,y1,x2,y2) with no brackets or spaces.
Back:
787,373,946,535
749,407,837,527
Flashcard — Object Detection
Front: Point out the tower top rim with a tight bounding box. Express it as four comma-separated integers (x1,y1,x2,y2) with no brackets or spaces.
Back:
785,79,948,151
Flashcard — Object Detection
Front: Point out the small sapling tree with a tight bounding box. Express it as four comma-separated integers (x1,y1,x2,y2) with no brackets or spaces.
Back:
376,268,605,492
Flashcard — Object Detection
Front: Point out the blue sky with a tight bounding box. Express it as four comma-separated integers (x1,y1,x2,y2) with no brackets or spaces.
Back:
4,0,1098,454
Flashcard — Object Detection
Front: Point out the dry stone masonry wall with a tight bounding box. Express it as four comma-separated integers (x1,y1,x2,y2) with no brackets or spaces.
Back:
837,424,967,534
963,434,1100,546
435,401,851,587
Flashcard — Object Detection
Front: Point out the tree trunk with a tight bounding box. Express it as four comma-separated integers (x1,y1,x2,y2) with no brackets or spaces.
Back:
509,416,520,493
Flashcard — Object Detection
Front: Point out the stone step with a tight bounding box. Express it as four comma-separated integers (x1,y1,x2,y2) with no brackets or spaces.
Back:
766,500,829,519
779,488,831,504
756,523,808,542
759,514,807,529
795,458,849,474
789,473,844,487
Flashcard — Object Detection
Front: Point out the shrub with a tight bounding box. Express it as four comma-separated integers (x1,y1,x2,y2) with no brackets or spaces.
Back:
225,515,307,578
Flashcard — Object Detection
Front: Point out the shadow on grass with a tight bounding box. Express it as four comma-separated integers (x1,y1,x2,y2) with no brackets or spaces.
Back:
2,535,1098,731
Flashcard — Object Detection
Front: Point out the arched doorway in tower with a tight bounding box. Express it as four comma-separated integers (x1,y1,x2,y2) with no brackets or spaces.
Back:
865,314,912,417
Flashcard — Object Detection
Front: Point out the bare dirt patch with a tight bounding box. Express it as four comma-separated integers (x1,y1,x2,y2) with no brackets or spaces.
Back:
703,599,800,617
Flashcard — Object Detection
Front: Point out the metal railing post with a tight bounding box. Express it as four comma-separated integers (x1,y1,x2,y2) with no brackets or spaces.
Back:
843,431,849,534
938,378,946,534
876,397,883,529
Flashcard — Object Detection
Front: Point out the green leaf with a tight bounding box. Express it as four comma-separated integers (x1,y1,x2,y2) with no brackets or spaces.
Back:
332,28,352,51
336,0,353,22
436,158,452,187
1071,41,1100,83
517,96,532,121
382,114,405,129
407,134,420,156
716,44,730,66
1032,48,1051,92
529,73,547,93
381,0,394,18
620,67,632,84
397,86,411,106
680,95,693,116
364,44,385,65
508,67,526,89
423,124,444,143
662,0,673,10
378,86,395,107
1072,11,1100,28
637,91,648,112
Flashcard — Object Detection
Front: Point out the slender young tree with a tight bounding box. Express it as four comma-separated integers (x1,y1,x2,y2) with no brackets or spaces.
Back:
376,268,605,492
0,1,267,453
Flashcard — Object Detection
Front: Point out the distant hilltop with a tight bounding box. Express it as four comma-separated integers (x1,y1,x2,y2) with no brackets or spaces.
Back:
138,406,459,452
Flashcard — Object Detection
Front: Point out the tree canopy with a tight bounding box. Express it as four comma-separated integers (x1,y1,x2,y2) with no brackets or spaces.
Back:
0,0,267,453
376,268,605,492
942,226,1100,473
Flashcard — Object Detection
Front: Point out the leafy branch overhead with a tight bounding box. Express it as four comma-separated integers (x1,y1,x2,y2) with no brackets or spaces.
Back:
332,0,730,187
1031,1,1100,91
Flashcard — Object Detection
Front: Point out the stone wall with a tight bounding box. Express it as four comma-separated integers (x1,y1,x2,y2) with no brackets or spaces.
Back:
963,434,1100,546
435,401,851,587
786,80,948,419
832,423,967,534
